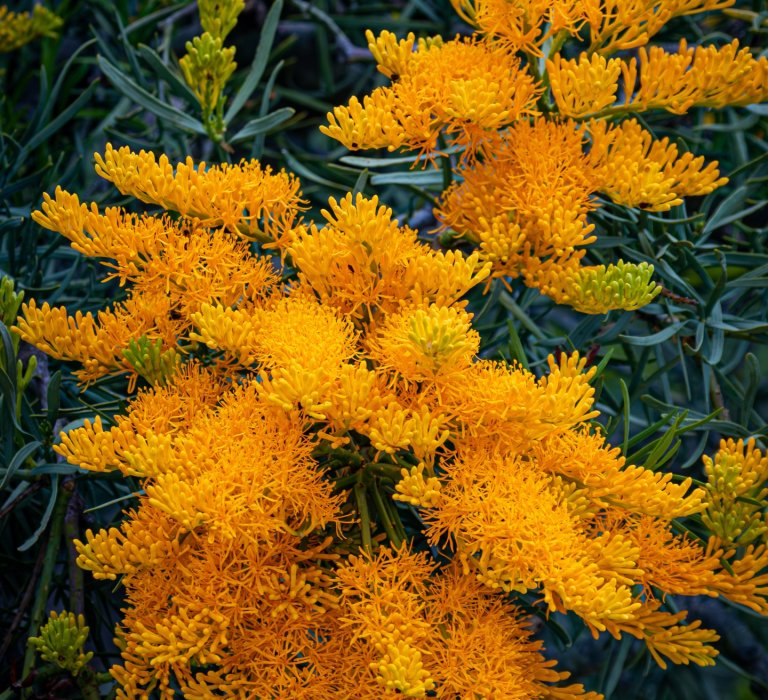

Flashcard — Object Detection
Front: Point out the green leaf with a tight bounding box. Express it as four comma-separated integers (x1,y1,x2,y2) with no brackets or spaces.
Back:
251,59,286,159
702,185,766,234
97,55,207,135
18,475,58,552
0,441,41,491
229,107,295,143
137,44,198,104
32,39,97,136
370,170,444,186
619,321,687,346
352,169,369,197
619,379,630,456
14,81,99,170
224,0,283,124
280,147,348,189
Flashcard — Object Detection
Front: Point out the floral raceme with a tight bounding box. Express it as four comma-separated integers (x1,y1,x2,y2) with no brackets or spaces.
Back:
15,143,768,698
322,1,767,314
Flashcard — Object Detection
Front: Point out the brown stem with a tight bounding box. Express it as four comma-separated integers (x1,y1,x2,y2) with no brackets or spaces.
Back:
64,486,84,617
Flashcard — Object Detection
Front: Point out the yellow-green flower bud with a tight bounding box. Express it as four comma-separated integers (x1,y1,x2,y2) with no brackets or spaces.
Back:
122,336,182,387
179,32,237,125
28,610,94,676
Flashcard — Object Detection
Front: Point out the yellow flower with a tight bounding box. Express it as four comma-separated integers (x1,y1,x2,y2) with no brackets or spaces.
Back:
394,464,443,508
583,0,735,54
547,52,625,118
367,304,479,382
549,39,767,119
94,144,304,241
288,193,489,320
323,34,539,158
587,118,728,211
450,0,590,54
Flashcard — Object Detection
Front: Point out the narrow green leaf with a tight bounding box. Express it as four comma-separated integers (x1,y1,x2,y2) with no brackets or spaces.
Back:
0,441,41,491
229,107,295,143
84,491,143,514
34,39,97,134
352,169,369,197
642,412,686,472
18,476,58,552
97,55,206,135
619,321,686,346
15,81,99,169
280,148,347,189
251,59,286,160
137,44,198,104
590,347,615,383
506,320,528,369
225,0,283,124
370,170,444,186
601,635,633,698
619,379,630,456
703,185,749,234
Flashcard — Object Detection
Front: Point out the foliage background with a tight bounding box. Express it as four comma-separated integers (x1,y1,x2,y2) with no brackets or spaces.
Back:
0,0,767,697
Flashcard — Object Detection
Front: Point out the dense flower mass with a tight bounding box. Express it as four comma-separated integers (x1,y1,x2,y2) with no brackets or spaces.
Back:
16,138,768,697
322,0,767,314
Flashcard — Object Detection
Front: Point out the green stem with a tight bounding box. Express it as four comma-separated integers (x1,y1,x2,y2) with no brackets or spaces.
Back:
499,291,545,340
370,481,403,548
388,496,408,543
547,29,569,61
366,463,403,481
354,481,372,556
314,445,364,468
21,479,72,696
331,472,358,492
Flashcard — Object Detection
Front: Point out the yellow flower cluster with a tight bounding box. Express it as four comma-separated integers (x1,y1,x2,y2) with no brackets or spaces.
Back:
17,145,768,697
0,4,62,53
323,2,765,314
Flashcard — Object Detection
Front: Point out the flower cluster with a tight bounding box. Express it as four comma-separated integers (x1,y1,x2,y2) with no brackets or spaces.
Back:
322,1,767,313
29,611,94,677
16,145,768,697
0,4,62,53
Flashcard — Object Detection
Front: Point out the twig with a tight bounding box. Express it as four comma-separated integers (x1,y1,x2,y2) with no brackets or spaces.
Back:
0,480,44,520
64,486,85,617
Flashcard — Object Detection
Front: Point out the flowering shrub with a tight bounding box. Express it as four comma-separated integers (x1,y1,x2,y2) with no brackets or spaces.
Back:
13,140,768,696
322,1,768,313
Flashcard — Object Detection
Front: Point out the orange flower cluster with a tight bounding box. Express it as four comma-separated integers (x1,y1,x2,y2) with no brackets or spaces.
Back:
16,146,768,697
322,1,766,314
